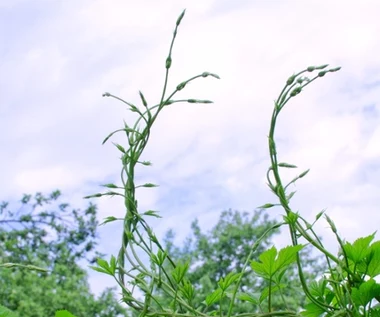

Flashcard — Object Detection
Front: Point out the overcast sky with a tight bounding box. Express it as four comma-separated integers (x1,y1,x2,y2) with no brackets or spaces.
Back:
1,0,380,297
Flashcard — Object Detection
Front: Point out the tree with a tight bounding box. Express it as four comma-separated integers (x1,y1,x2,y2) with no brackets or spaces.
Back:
162,209,326,313
0,190,128,317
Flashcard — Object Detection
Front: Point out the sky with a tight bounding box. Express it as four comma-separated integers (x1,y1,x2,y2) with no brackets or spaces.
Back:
1,0,380,298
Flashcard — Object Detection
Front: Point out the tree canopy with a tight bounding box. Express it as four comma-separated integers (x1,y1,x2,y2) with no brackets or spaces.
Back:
0,190,128,317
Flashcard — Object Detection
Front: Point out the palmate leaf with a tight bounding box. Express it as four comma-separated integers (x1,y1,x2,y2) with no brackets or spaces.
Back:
251,246,277,278
309,278,334,302
179,279,195,301
218,271,242,291
205,288,223,306
274,244,304,272
300,302,327,317
343,233,376,264
171,261,189,284
89,257,115,276
250,245,304,279
366,240,380,277
344,233,380,278
351,279,380,307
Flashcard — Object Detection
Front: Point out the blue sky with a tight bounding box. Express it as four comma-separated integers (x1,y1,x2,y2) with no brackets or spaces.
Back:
1,0,380,296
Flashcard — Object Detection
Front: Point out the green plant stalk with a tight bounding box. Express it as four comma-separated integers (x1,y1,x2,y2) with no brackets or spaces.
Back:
268,277,273,312
144,311,299,317
277,287,288,311
267,65,342,312
227,222,284,317
106,11,218,295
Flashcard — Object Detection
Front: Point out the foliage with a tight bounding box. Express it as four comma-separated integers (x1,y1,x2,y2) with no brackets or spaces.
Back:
0,191,128,317
0,304,18,317
162,210,326,313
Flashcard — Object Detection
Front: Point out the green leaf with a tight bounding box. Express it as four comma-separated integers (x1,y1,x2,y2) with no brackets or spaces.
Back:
251,245,304,279
367,240,380,277
238,293,259,305
157,249,167,265
99,216,119,226
172,261,189,284
151,250,167,266
180,279,195,301
140,161,152,166
283,211,299,225
89,258,114,276
258,203,277,209
150,253,159,265
143,210,162,218
101,183,119,189
109,255,116,275
88,265,112,275
139,91,148,107
218,271,241,291
97,258,110,270
344,233,376,264
309,279,328,298
278,162,298,168
274,244,304,274
113,143,126,154
351,279,380,307
205,288,223,306
55,310,77,317
129,104,140,113
141,183,159,188
187,99,213,104
251,246,277,278
301,302,327,317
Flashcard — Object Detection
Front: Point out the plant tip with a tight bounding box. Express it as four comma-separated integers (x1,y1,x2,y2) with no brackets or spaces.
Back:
316,64,329,70
202,72,221,79
286,75,296,86
290,86,302,97
330,67,341,72
176,82,186,91
176,9,186,26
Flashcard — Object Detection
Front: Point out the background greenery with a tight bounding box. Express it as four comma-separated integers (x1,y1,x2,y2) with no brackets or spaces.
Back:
0,191,128,317
0,192,324,316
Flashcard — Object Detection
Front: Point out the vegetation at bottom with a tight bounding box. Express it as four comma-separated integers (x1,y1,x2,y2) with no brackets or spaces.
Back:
0,191,128,317
2,8,380,317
